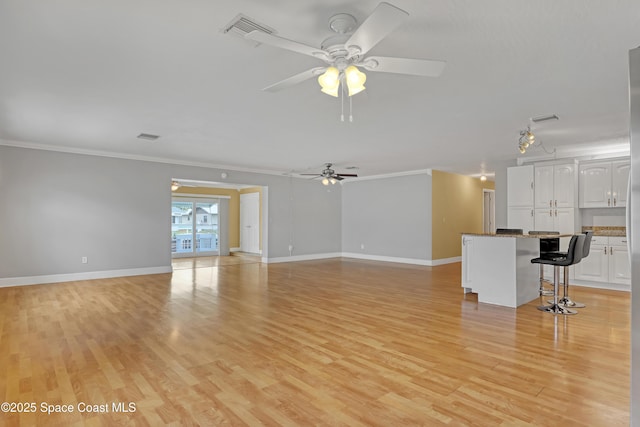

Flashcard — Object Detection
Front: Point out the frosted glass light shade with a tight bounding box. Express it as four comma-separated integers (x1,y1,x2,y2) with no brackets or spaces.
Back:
318,67,340,97
345,65,366,96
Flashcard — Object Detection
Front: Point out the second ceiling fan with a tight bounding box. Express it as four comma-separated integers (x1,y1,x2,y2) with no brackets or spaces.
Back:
245,2,446,97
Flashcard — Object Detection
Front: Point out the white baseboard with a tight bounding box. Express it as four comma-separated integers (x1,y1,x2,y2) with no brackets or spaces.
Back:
264,252,461,266
430,256,462,266
572,280,631,292
264,252,342,264
0,266,173,288
341,253,461,266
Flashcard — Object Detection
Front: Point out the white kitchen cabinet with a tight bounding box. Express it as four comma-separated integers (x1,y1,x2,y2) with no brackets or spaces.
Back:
609,237,631,284
534,163,577,209
508,207,534,234
534,208,575,235
575,236,631,286
575,236,608,282
579,159,630,208
507,165,534,232
508,165,534,207
612,161,630,207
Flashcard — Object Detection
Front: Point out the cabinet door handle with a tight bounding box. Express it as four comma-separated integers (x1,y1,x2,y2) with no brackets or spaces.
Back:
610,246,614,254
608,198,611,206
604,247,607,255
555,199,557,207
549,200,552,207
549,209,553,217
614,197,617,206
531,209,534,217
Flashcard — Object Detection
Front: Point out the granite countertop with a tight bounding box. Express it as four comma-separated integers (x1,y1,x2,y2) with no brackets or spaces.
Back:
582,226,626,237
462,232,571,238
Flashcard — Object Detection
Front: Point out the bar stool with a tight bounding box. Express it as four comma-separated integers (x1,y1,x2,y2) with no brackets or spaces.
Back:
547,231,593,309
531,234,585,315
529,230,560,296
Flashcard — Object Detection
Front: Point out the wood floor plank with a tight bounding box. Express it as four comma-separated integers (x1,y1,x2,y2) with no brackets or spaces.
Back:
0,258,630,425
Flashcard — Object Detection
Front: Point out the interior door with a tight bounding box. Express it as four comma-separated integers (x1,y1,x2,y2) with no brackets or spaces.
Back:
240,192,260,254
483,190,495,233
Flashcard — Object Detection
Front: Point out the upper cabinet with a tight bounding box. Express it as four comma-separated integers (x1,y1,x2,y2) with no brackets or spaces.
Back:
507,165,533,207
579,160,630,208
534,163,577,209
612,160,631,207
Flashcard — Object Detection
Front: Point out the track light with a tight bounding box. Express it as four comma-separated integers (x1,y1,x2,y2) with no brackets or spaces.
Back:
517,125,556,155
518,126,535,154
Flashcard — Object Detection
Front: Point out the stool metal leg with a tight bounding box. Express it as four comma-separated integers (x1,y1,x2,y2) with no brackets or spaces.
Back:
539,265,553,296
556,266,585,308
537,266,577,315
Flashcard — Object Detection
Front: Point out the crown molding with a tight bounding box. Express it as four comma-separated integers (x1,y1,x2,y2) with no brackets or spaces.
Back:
0,138,288,178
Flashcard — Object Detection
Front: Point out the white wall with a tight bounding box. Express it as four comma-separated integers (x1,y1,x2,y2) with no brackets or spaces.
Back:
0,145,342,283
341,172,432,263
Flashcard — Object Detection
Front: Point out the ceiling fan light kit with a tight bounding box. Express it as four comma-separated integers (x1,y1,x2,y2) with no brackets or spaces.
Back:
241,1,445,119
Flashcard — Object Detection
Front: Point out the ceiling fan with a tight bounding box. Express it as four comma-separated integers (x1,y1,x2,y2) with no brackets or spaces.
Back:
245,2,446,97
300,163,358,185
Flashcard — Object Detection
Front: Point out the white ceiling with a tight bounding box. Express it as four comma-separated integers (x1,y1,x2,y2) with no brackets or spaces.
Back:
1,0,639,178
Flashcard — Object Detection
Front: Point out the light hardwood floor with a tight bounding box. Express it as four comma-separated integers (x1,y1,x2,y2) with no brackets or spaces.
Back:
0,259,630,426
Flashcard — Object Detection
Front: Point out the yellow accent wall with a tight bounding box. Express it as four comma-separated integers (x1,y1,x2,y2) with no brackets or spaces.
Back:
173,187,241,248
432,170,495,260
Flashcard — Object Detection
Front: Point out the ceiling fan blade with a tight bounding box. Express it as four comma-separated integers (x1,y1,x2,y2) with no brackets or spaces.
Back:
262,67,326,92
299,173,321,176
361,56,446,76
245,31,329,61
345,2,408,57
336,174,358,177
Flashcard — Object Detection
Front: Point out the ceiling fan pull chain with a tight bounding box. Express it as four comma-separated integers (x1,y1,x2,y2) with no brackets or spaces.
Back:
349,94,354,122
340,82,345,122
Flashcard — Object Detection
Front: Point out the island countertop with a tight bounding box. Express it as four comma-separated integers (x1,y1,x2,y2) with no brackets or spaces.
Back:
462,232,571,238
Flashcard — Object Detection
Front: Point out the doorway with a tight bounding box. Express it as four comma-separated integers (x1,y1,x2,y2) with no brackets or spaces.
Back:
483,189,495,233
171,198,220,258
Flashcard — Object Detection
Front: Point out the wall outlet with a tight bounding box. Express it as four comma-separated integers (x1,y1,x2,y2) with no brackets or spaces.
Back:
360,244,365,250
81,256,88,264
288,245,293,252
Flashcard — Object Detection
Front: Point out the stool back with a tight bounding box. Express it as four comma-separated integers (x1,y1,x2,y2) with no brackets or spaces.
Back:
564,234,586,266
582,231,594,258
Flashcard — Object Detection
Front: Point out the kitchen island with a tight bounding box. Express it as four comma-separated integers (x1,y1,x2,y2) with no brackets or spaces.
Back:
461,232,567,308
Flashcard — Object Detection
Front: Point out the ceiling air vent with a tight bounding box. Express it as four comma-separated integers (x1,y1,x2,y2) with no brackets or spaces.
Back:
222,14,275,38
137,133,160,141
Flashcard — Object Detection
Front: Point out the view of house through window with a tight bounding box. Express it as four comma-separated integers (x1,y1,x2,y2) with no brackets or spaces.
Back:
171,199,219,257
